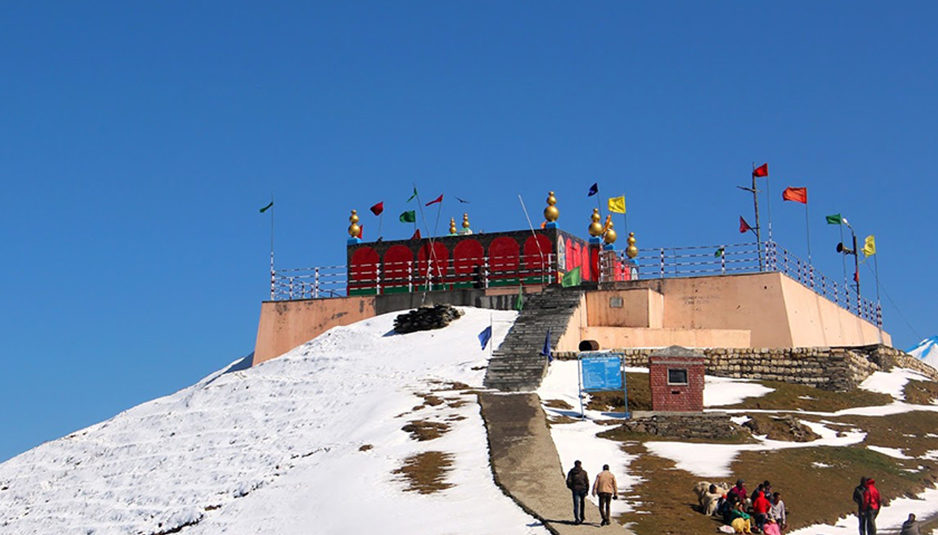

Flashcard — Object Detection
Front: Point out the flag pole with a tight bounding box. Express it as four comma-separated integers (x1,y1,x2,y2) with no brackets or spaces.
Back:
839,223,847,283
765,171,773,241
873,252,883,343
750,163,763,270
269,193,275,300
804,201,812,264
518,194,545,286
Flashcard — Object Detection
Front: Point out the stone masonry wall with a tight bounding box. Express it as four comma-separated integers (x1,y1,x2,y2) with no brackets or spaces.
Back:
556,345,938,391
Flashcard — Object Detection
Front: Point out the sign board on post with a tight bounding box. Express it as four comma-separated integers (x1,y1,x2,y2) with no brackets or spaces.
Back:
577,351,629,419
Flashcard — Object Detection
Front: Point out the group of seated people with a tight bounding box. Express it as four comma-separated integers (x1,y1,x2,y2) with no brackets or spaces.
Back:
700,479,787,534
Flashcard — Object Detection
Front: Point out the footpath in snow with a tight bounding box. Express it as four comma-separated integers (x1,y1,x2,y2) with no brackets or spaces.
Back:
0,308,549,535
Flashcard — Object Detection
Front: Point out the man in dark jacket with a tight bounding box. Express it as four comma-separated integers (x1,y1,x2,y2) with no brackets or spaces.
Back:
566,460,590,524
901,513,921,535
853,476,868,534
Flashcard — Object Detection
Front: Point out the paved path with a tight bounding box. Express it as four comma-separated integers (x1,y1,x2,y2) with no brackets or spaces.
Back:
479,392,633,534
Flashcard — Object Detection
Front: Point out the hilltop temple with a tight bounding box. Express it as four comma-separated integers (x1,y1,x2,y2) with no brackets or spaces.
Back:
253,191,886,367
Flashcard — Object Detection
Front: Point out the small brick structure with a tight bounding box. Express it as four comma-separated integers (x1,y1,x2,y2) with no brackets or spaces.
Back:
649,346,706,412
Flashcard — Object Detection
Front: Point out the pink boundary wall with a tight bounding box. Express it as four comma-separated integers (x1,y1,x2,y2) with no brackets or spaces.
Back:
254,272,890,366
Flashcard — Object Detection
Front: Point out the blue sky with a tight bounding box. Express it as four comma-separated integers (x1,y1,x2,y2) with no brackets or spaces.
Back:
2,2,936,461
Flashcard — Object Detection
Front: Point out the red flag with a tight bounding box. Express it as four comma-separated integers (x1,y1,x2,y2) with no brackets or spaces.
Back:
752,163,768,177
359,225,363,240
739,216,753,234
853,270,859,283
425,194,443,206
369,201,384,216
782,187,807,204
410,228,421,240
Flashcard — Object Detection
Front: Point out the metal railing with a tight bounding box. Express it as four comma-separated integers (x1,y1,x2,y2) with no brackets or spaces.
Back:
271,253,556,301
270,239,882,328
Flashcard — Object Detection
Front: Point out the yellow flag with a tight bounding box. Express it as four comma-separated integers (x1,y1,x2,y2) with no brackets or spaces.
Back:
862,235,876,257
607,195,626,214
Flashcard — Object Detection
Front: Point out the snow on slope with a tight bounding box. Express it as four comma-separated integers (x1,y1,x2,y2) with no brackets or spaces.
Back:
909,335,938,371
0,308,548,535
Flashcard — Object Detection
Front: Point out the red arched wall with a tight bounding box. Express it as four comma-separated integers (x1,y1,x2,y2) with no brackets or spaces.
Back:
489,237,520,282
349,247,379,292
383,245,413,287
523,234,553,277
453,239,485,284
417,242,450,286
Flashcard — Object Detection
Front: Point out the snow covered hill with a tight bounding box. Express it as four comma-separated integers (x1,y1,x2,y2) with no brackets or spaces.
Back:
909,335,938,370
0,308,548,535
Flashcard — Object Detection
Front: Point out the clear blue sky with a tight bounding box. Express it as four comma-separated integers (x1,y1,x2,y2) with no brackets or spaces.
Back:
2,2,936,461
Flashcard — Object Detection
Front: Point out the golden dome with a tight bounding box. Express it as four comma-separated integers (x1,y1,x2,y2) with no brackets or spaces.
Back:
588,208,603,237
348,209,361,238
544,191,559,222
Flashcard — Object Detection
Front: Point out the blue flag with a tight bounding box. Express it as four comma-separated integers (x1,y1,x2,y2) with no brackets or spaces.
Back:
587,183,599,197
539,327,552,361
478,325,493,350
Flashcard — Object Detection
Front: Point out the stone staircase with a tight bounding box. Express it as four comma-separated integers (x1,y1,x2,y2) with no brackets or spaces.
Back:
483,288,584,392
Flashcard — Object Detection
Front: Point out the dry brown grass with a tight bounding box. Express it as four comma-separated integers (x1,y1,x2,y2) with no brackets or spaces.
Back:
904,379,938,405
743,414,821,442
358,444,373,452
401,420,451,441
543,399,573,410
721,380,893,411
393,451,454,494
823,410,938,459
586,372,652,412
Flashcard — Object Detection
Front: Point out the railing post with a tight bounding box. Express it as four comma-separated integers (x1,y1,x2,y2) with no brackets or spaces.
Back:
876,304,883,329
427,259,433,292
314,267,320,298
720,247,726,275
270,268,276,300
659,248,665,278
407,261,414,293
375,263,382,295
288,276,295,300
483,257,490,289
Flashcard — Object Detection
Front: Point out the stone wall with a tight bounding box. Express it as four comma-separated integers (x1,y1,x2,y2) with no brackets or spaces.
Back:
555,345,938,391
613,413,745,440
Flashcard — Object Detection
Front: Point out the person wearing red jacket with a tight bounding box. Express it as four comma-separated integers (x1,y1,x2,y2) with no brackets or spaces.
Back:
860,478,882,535
752,490,772,532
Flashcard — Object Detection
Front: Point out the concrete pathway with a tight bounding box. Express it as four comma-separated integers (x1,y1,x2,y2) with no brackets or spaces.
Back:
478,393,633,534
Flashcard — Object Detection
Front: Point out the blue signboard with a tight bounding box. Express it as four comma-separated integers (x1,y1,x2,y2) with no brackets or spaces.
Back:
580,354,623,392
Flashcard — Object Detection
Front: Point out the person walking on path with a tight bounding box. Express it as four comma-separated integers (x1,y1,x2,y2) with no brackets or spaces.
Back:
860,478,881,535
901,513,921,535
853,477,868,534
591,464,618,526
566,460,590,525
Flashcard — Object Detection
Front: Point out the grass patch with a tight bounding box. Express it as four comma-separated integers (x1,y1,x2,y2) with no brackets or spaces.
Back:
586,373,652,412
393,451,454,494
358,444,373,452
827,411,938,459
721,380,892,411
401,420,450,441
543,399,573,410
547,414,580,425
904,379,938,405
743,414,821,442
615,443,720,535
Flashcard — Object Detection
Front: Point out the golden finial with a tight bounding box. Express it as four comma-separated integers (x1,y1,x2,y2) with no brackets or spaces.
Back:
462,212,472,234
544,191,559,222
626,231,638,259
588,208,603,237
603,215,617,244
348,209,361,238
449,217,457,235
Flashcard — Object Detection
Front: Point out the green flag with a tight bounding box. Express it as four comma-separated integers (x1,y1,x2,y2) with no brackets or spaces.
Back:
825,213,843,225
407,187,418,202
561,266,581,288
714,247,725,258
515,286,524,311
259,201,273,213
399,210,416,223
